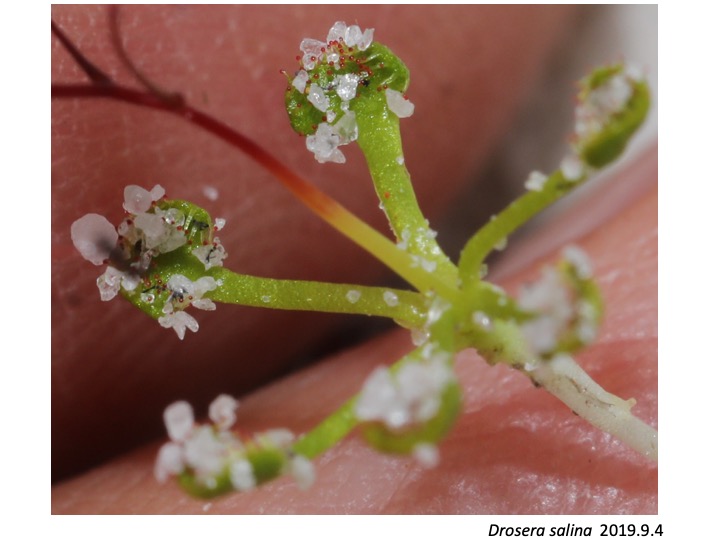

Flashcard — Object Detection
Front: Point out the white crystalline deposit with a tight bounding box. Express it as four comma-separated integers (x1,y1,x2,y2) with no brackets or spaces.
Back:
524,171,548,192
385,88,415,118
355,355,454,430
155,397,316,493
518,267,573,355
72,183,229,339
293,22,414,163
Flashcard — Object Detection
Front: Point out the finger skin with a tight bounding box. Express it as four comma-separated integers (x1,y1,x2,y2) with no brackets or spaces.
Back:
52,147,657,514
52,5,577,479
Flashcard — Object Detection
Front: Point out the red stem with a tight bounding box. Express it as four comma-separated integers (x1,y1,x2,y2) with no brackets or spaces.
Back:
52,83,342,222
107,6,184,107
51,18,446,292
51,22,112,85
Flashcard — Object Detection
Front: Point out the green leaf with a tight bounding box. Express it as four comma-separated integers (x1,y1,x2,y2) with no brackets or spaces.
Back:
119,199,217,320
360,381,462,454
177,468,234,500
576,65,650,168
285,42,410,137
245,443,287,485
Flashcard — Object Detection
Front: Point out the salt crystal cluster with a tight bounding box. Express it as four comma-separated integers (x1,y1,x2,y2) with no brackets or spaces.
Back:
412,442,440,469
292,22,415,163
575,69,635,143
472,311,493,332
355,353,454,430
354,350,454,468
519,267,573,355
385,88,415,118
156,275,219,339
154,395,315,493
563,245,593,280
563,65,640,178
71,184,229,339
560,154,584,182
518,246,598,355
306,122,349,164
524,171,548,192
382,290,399,307
95,265,141,302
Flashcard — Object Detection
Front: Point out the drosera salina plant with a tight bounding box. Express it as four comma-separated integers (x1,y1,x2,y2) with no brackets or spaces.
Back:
54,15,656,499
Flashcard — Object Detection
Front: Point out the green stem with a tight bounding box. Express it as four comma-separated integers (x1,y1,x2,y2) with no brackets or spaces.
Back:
354,94,458,287
458,169,588,285
293,398,358,459
322,202,458,298
206,268,426,326
467,319,534,368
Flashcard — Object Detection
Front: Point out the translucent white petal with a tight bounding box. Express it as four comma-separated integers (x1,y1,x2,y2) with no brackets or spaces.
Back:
291,70,309,93
299,38,325,56
133,212,166,249
327,21,348,43
344,25,362,47
154,442,185,482
331,111,358,144
158,311,200,340
209,394,238,430
123,185,154,214
191,298,216,311
71,213,118,265
149,184,165,202
357,28,374,51
230,459,256,492
163,401,194,442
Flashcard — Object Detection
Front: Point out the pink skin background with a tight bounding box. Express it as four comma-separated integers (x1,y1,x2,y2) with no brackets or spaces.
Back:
51,5,657,513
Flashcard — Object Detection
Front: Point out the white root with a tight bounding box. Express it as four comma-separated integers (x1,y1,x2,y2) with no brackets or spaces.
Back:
530,354,657,461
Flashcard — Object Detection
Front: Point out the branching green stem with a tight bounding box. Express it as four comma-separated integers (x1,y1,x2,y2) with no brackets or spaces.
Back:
293,398,358,459
57,14,658,500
